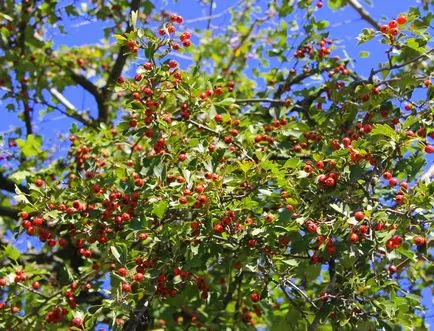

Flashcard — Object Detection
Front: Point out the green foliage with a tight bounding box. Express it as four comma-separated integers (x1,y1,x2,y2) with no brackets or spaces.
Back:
0,0,433,330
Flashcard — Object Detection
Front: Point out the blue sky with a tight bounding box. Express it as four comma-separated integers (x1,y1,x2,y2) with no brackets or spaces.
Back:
1,0,433,328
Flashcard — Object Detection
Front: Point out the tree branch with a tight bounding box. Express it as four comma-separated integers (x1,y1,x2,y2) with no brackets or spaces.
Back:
369,49,434,80
0,205,19,219
347,0,381,30
100,0,142,123
0,172,29,194
19,0,32,136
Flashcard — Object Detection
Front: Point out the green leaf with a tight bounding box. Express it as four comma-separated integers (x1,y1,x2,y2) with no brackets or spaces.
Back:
370,124,399,141
283,157,301,169
238,161,254,173
328,0,345,10
152,200,168,219
4,245,20,261
9,170,32,182
357,28,375,45
359,51,370,58
113,34,127,41
16,134,43,157
215,98,235,106
110,246,122,264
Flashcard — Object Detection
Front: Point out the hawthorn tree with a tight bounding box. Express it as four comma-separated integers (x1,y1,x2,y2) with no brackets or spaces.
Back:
0,0,433,330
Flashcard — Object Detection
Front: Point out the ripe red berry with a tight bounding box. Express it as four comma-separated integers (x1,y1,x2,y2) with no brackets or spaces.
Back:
380,25,389,34
388,20,398,28
117,267,127,277
390,28,399,36
389,178,398,186
122,283,132,292
424,144,434,154
35,178,45,187
397,15,407,25
413,236,426,247
179,196,188,204
305,220,317,234
32,281,41,290
250,292,260,302
383,171,393,180
324,177,335,187
134,273,145,282
316,1,323,8
247,239,257,247
388,265,397,274
349,232,359,243
404,104,413,111
354,211,365,221
72,317,82,327
138,233,148,241
213,224,224,233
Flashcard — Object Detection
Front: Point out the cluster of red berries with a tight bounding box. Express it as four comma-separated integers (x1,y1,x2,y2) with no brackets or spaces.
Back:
213,210,243,235
294,39,332,58
177,183,209,209
157,14,192,48
385,235,403,250
382,171,408,205
45,306,68,324
379,15,407,36
315,235,336,255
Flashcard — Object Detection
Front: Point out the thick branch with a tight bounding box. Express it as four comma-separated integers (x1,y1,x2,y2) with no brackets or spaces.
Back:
0,205,19,218
347,0,381,30
100,0,141,123
19,0,32,135
0,172,29,194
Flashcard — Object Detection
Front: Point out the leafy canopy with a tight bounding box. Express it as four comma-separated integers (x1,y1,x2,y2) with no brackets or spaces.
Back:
0,0,433,330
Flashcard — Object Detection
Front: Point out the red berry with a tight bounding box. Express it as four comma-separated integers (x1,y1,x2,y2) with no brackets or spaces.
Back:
397,15,407,25
213,224,224,233
35,178,45,187
390,28,399,36
388,265,397,273
424,145,434,154
134,273,145,282
388,178,398,187
117,267,127,277
32,281,41,290
413,236,426,247
72,317,82,327
383,171,393,180
388,20,398,28
380,25,389,34
144,62,152,70
250,292,260,302
122,283,132,292
354,211,365,221
349,232,359,243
